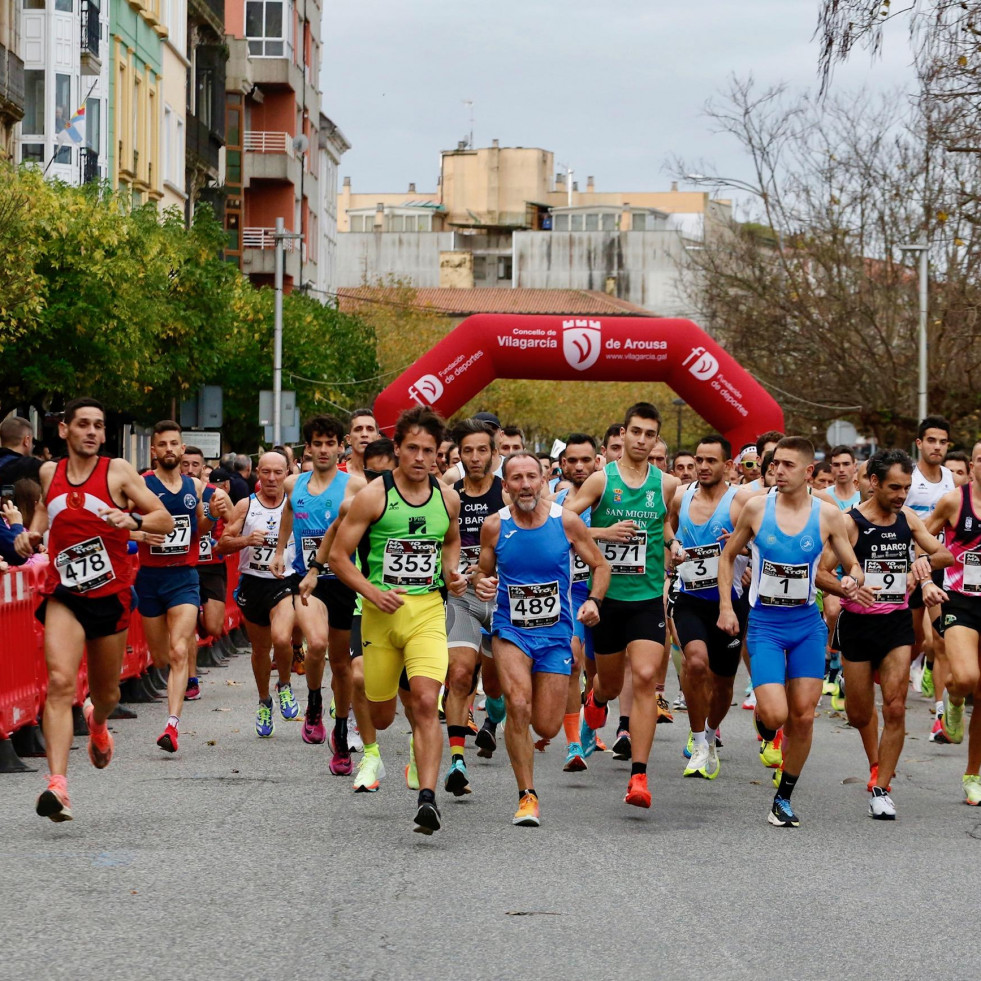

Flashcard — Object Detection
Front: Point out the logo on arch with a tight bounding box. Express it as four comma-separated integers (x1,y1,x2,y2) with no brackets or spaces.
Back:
408,373,444,406
562,319,601,372
683,346,719,382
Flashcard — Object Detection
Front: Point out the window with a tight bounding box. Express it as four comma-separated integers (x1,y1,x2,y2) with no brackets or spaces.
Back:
163,105,172,183
176,117,184,185
197,69,214,129
225,149,241,183
246,0,285,56
55,74,71,137
86,98,100,152
585,213,598,231
55,0,71,9
497,256,512,281
553,214,568,231
23,0,44,8
601,213,616,231
570,214,583,231
53,145,71,163
472,255,487,279
23,70,44,134
389,214,403,232
633,213,647,231
21,143,44,163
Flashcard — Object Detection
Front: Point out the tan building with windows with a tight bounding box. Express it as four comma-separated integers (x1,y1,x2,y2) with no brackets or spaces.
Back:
0,0,24,161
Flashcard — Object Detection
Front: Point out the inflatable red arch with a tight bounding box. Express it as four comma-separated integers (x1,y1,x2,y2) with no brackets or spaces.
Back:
373,314,783,451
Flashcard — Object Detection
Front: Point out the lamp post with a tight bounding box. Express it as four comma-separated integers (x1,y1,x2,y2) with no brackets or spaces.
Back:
672,397,685,453
684,173,784,253
272,217,303,445
898,241,929,422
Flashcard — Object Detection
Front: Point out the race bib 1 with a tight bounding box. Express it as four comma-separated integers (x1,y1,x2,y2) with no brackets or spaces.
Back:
301,535,326,574
459,544,481,576
507,581,560,628
758,560,810,607
249,534,278,572
863,557,908,604
151,514,191,555
571,549,590,584
598,530,648,575
57,536,116,593
963,552,981,593
678,542,722,591
382,539,438,587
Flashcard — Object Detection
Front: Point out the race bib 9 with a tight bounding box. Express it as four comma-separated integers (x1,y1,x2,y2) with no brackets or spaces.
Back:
198,536,214,562
863,558,907,604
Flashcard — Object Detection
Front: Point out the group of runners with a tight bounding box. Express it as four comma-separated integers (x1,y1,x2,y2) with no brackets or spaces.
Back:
12,396,981,834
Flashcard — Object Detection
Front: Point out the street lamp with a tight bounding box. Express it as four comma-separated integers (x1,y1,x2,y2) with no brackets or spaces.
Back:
672,397,685,453
684,173,783,252
898,241,929,423
272,217,303,445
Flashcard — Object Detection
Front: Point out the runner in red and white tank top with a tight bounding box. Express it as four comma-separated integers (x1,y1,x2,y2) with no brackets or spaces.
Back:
15,398,173,823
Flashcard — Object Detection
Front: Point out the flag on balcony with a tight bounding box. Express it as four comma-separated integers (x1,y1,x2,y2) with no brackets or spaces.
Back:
56,104,86,146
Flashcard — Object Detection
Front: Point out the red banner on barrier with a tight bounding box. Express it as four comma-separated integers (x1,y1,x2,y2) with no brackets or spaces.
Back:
0,563,47,738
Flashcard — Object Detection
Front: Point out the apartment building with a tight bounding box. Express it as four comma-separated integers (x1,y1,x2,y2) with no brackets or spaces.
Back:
184,0,224,218
222,0,341,292
0,0,24,162
17,0,108,182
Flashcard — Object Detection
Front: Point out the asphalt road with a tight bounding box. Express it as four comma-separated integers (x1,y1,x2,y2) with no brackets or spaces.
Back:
2,648,978,981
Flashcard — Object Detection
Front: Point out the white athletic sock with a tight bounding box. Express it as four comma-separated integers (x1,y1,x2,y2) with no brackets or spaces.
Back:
168,715,180,731
705,723,715,742
936,700,944,718
691,729,708,748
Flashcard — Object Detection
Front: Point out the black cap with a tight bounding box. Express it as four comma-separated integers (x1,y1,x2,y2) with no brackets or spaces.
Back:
474,411,501,429
210,467,234,483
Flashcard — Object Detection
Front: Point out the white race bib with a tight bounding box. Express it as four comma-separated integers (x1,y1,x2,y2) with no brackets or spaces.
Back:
963,552,981,593
382,539,438,587
598,530,647,575
151,514,192,555
459,544,481,575
302,535,326,574
863,558,907,604
249,535,278,572
198,536,214,562
571,549,590,584
679,542,722,591
758,560,810,607
507,581,560,628
57,536,116,593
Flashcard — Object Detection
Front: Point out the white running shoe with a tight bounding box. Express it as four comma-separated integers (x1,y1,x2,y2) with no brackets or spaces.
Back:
869,790,896,820
347,710,363,752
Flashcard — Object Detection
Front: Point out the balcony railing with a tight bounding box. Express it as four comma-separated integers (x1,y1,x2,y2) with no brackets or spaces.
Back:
0,43,26,119
187,112,220,172
81,148,100,184
243,130,294,156
81,0,101,59
242,227,295,250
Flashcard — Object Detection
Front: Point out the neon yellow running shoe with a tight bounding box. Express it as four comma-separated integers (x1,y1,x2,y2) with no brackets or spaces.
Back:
404,736,419,790
963,774,981,806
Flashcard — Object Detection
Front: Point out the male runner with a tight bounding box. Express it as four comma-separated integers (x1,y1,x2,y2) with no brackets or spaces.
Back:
810,461,833,491
499,426,524,458
945,450,970,488
18,398,173,821
442,412,504,484
442,419,506,795
820,448,950,818
906,416,955,729
218,452,299,737
600,424,624,465
828,446,861,510
135,422,227,753
473,451,609,826
341,408,379,478
718,436,864,828
649,439,669,472
569,402,681,809
271,415,363,774
672,452,696,485
329,407,467,834
925,442,981,802
668,434,745,780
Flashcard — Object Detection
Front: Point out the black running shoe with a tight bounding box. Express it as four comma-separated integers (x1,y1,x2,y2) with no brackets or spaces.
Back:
475,719,497,758
611,729,631,760
413,801,442,835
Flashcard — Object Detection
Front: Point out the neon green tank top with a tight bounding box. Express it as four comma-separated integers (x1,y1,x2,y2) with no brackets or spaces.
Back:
364,472,449,594
592,460,667,601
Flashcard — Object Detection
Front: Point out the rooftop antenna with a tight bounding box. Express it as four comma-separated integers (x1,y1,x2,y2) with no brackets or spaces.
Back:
463,99,474,149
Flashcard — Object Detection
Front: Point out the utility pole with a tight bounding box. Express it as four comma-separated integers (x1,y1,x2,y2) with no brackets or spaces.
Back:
272,218,303,444
899,241,929,421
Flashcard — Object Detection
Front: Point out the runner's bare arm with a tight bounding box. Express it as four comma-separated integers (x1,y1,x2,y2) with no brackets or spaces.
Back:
924,489,959,538
816,513,858,597
440,485,466,597
907,507,952,606
717,497,762,633
563,510,609,626
564,470,604,516
216,499,256,554
471,513,500,601
824,505,863,598
112,459,174,534
270,476,297,578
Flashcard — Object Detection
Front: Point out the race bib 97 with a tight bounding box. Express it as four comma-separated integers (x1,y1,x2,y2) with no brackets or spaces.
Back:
151,514,191,555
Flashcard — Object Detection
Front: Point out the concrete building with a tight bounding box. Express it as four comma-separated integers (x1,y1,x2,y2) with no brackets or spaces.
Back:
335,141,730,314
0,0,25,162
221,0,341,291
108,0,163,203
184,0,224,219
316,111,349,296
17,0,108,183
157,0,186,209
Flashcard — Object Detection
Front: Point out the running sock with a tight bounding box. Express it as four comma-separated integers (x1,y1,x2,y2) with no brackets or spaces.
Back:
935,700,945,717
334,716,348,743
447,724,468,758
777,771,799,800
363,742,380,758
167,715,180,731
925,659,934,671
631,762,647,776
485,695,507,725
618,715,630,732
755,715,777,742
307,687,323,709
261,697,273,708
563,713,580,744
704,723,715,741
418,788,435,806
691,729,708,748
519,788,537,800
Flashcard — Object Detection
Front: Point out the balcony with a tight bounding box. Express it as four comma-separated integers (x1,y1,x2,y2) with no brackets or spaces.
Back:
187,111,221,174
0,43,25,122
189,0,223,37
243,130,295,156
81,148,100,184
242,227,295,250
80,0,102,75
243,130,300,185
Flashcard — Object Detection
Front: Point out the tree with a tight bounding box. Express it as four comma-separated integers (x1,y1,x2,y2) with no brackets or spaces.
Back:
674,77,981,447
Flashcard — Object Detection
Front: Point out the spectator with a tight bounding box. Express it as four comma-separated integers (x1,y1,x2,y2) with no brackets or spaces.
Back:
0,416,42,490
228,454,253,502
0,500,28,566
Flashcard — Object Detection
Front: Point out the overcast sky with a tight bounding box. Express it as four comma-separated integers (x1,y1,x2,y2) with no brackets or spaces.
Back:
323,1,916,199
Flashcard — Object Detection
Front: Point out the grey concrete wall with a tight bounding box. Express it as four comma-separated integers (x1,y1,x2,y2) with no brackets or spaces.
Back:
335,232,456,287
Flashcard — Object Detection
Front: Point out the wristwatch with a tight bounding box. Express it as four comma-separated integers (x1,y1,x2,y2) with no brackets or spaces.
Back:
309,559,326,573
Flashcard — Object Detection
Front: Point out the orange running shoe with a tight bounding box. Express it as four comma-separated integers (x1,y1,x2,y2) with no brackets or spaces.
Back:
36,775,73,822
624,773,652,808
866,763,892,793
83,698,114,769
513,792,541,827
